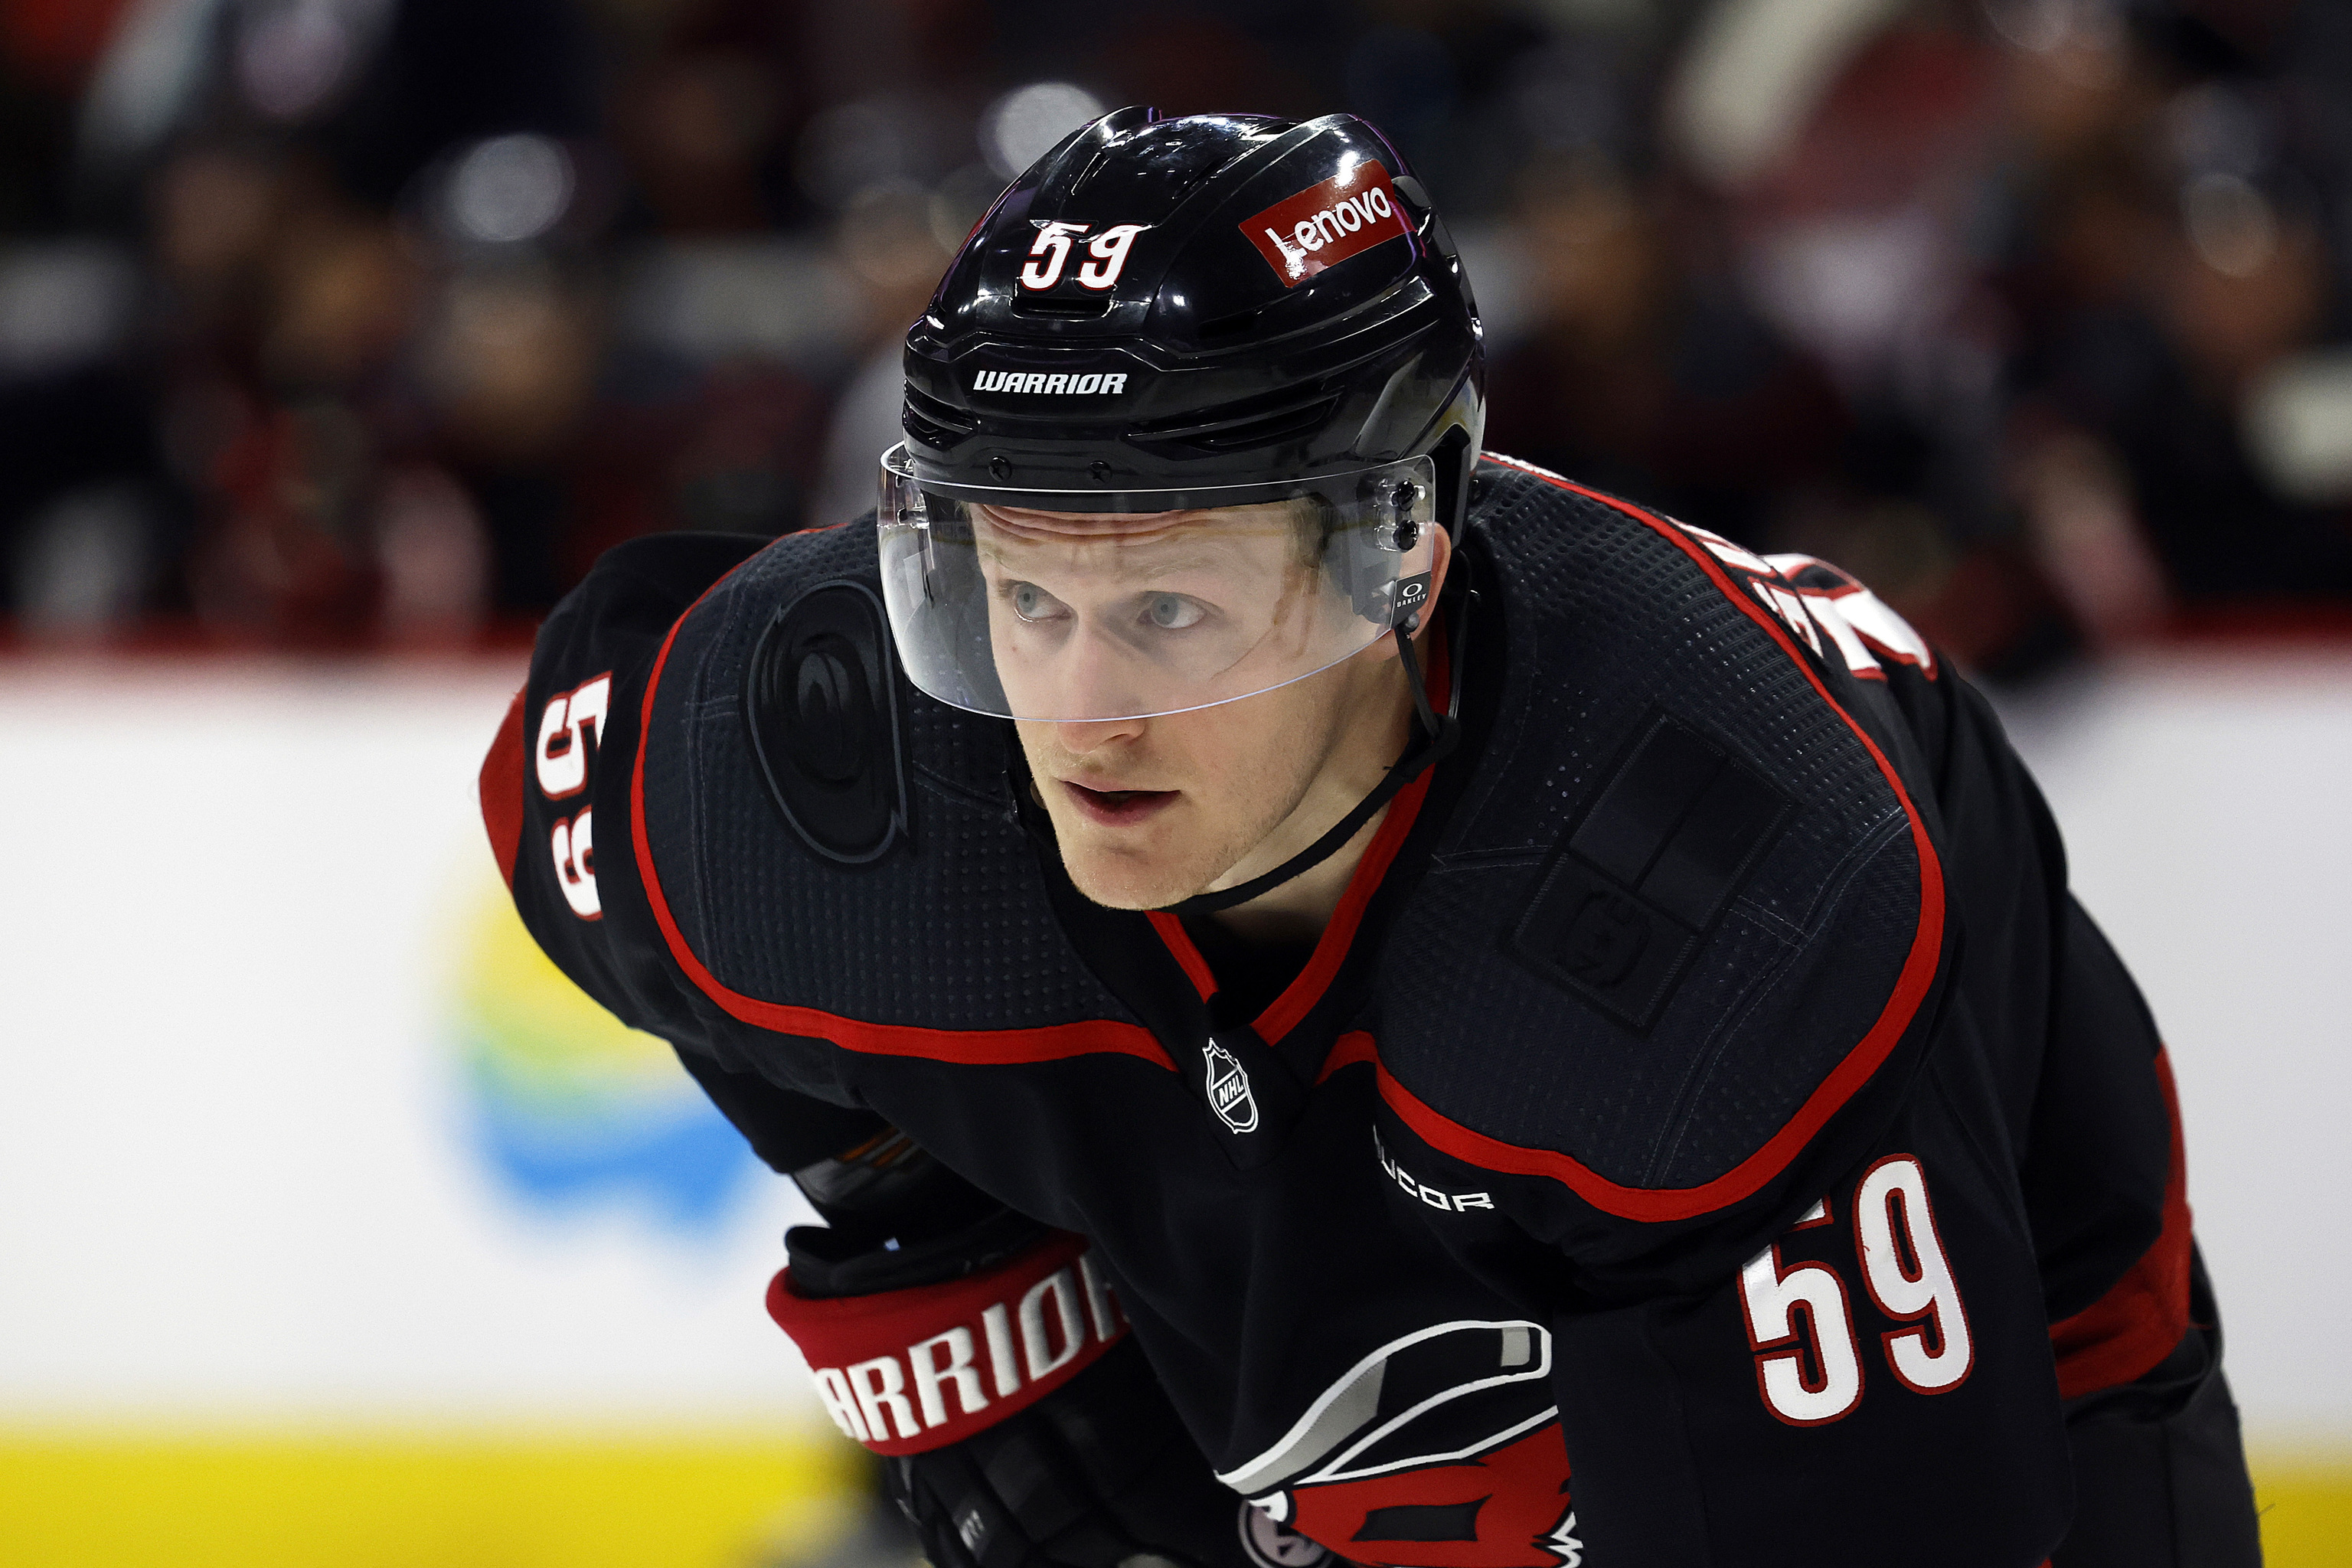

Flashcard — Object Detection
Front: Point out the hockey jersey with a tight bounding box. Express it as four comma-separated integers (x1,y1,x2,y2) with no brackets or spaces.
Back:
481,455,2195,1567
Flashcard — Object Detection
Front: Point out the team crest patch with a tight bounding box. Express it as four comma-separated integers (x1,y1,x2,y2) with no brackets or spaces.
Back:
1204,1040,1260,1134
1509,711,1792,1031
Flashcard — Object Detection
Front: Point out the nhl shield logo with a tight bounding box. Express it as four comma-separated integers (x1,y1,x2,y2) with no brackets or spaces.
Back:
1202,1040,1259,1134
1238,1501,1329,1568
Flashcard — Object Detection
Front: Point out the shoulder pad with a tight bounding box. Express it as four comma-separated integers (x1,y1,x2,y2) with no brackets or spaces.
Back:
490,530,773,1048
632,521,1165,1068
1368,456,1948,1223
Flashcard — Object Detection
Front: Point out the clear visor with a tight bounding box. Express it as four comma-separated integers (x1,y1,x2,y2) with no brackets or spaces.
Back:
877,444,1438,721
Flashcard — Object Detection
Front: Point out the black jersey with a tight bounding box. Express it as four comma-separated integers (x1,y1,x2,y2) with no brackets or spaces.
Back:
482,455,2200,1568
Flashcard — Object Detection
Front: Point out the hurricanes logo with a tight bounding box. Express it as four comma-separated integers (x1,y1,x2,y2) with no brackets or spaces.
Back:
1203,1040,1259,1134
1214,1319,1573,1567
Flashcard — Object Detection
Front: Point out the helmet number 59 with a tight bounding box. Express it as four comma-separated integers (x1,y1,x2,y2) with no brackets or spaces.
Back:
1020,222,1086,291
1021,221,1147,292
1077,225,1147,290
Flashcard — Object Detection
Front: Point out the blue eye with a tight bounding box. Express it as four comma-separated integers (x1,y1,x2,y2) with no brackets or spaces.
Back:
1011,583,1061,622
1145,593,1204,629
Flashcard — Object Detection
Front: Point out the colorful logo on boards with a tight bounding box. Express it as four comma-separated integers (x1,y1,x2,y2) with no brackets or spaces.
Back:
446,881,759,1233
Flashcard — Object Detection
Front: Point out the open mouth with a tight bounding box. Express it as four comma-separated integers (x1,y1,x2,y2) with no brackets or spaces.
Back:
1062,780,1178,827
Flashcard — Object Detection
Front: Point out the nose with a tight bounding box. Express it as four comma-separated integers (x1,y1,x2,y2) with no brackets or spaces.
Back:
1053,713,1147,754
1021,620,1153,735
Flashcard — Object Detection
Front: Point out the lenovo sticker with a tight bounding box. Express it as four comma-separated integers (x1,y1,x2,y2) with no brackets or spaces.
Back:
1240,162,1410,287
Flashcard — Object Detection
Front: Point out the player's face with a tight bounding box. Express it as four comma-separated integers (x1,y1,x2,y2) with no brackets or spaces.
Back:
996,503,1443,914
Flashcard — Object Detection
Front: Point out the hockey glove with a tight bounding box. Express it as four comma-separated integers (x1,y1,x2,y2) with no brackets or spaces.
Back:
769,1220,1318,1568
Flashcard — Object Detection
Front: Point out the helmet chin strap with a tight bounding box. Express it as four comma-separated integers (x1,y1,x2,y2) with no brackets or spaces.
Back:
1165,570,1471,918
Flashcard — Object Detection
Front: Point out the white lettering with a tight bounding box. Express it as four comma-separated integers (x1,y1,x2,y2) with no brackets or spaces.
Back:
1801,592,1880,675
534,675,610,799
1367,186,1393,218
982,1302,1023,1397
908,1326,989,1429
812,1366,870,1442
847,1354,921,1442
550,810,599,920
1371,1129,1490,1213
1262,227,1302,278
1294,219,1322,252
1078,1250,1123,1341
1019,1267,1086,1380
1856,1156,1973,1393
1756,582,1823,658
1677,519,1775,575
806,1248,1132,1451
1076,223,1147,289
976,369,1129,396
1334,199,1363,232
1821,583,1936,675
1020,220,1086,290
536,700,581,797
1740,1244,1864,1425
1314,210,1341,246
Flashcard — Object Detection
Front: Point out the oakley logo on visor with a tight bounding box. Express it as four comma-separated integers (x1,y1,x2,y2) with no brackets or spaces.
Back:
1241,163,1410,287
972,370,1129,395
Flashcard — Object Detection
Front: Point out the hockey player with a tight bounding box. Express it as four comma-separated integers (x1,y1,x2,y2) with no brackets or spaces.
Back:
479,110,2262,1566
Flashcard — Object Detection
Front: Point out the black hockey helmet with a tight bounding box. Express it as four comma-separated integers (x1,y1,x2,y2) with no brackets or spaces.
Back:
878,108,1485,725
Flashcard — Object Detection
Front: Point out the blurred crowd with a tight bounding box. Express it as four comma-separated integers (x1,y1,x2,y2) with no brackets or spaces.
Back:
1,0,2348,677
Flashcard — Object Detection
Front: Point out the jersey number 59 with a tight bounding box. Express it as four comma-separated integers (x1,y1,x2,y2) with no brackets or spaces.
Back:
1736,1155,1974,1426
537,674,611,921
